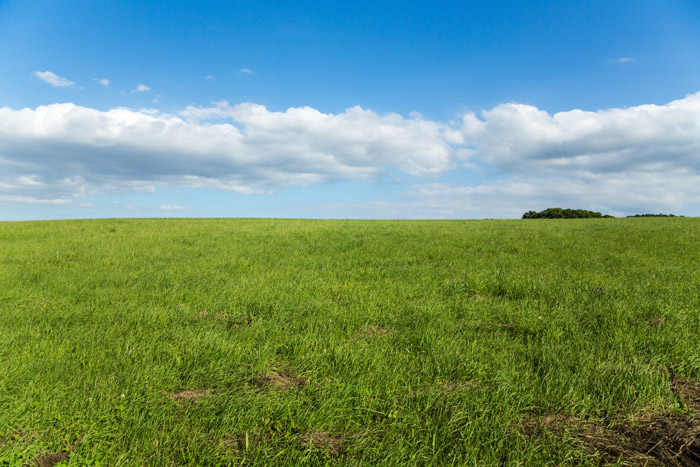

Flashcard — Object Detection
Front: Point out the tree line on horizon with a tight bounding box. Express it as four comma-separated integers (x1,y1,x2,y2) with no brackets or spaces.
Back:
626,213,681,218
521,208,611,219
522,208,681,219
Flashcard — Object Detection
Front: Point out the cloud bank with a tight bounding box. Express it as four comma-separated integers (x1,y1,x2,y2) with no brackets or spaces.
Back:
0,101,461,199
462,92,700,176
1,92,700,216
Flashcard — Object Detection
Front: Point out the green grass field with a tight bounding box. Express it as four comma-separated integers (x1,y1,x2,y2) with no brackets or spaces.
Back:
1,218,699,466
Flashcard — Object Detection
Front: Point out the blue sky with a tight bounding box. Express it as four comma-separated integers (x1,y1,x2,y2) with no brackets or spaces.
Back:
1,0,700,220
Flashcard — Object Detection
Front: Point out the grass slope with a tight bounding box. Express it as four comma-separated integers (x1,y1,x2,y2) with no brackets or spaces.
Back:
0,218,699,466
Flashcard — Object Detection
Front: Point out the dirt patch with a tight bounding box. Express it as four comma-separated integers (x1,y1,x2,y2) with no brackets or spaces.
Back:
34,437,81,467
299,430,344,456
256,372,306,390
615,412,700,466
228,314,256,328
648,316,665,327
671,378,700,410
171,389,212,404
437,380,478,393
0,429,28,447
222,431,265,452
349,324,392,343
358,324,390,338
35,451,69,467
522,377,700,466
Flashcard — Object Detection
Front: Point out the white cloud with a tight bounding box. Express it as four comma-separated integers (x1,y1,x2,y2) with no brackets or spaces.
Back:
0,195,92,207
304,171,700,219
2,92,700,217
404,171,700,217
239,68,253,74
205,75,214,79
159,204,184,210
97,78,110,87
461,91,700,176
17,175,45,186
132,83,151,93
33,71,75,88
0,102,460,202
617,57,634,63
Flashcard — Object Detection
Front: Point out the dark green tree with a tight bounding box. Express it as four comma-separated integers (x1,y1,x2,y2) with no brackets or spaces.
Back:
522,207,609,219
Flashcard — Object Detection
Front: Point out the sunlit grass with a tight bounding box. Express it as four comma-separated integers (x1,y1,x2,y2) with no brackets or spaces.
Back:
1,218,698,465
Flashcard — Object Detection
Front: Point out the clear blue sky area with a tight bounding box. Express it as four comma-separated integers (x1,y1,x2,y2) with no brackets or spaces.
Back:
1,0,700,219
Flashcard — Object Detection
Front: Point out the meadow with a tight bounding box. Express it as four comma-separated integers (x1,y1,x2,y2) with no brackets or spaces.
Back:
0,218,698,466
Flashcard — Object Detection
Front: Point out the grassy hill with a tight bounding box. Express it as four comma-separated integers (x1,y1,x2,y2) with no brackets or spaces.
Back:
1,218,698,465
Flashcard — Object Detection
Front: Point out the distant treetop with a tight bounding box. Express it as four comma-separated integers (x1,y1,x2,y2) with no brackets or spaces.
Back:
522,208,613,219
626,213,681,217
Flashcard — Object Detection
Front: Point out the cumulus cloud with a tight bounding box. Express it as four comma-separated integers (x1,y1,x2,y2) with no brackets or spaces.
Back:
301,92,700,218
0,102,462,203
97,78,110,87
132,83,151,93
461,92,700,176
33,71,75,87
2,92,700,216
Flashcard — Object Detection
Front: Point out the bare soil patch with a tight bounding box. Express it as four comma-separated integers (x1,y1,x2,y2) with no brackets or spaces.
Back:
648,316,665,327
299,430,344,456
437,380,478,393
35,451,69,467
171,389,212,404
256,372,306,390
222,431,266,452
0,429,28,447
522,378,700,466
34,437,81,467
672,378,700,410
